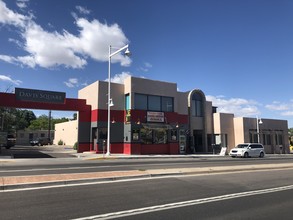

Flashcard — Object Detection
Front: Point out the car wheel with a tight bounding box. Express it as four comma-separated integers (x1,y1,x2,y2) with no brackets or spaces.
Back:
5,146,11,149
243,152,249,158
259,152,264,158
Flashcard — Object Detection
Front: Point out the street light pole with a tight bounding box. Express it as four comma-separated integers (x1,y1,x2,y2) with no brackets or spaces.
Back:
256,116,263,143
106,44,131,156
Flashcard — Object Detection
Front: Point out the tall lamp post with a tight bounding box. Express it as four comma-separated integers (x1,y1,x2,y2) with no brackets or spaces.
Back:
106,44,131,156
256,116,263,143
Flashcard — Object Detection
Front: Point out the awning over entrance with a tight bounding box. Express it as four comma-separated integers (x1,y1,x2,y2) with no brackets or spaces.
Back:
142,123,173,129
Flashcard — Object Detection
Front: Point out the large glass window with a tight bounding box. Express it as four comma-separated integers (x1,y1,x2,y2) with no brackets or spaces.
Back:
191,93,203,117
140,128,168,144
134,94,147,110
125,94,130,110
162,97,174,112
154,129,167,144
148,95,161,111
141,128,153,144
134,93,174,112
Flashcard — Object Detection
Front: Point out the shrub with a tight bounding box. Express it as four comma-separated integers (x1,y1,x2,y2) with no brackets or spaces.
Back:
58,140,63,145
73,142,78,150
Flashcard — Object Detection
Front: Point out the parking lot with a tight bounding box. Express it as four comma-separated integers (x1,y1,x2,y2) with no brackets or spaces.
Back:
0,145,77,158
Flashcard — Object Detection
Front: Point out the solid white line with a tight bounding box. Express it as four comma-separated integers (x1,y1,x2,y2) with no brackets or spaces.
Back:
72,184,293,220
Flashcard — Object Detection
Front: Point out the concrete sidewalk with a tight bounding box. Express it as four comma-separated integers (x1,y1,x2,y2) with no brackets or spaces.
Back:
1,160,293,191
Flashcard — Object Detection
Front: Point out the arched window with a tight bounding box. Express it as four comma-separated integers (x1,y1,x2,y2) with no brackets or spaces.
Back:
191,92,203,117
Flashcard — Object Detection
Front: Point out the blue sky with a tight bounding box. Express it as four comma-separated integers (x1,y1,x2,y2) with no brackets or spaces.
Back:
1,0,293,127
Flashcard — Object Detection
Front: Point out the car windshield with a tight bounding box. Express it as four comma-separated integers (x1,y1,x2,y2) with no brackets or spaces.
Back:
236,144,249,148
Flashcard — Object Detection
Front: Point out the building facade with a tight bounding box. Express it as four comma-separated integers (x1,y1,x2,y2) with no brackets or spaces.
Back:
54,76,289,154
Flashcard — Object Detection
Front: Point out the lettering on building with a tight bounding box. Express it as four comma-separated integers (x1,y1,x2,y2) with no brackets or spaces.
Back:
15,88,66,104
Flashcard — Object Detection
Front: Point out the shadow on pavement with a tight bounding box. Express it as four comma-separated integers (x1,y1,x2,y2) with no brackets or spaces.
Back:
0,145,76,158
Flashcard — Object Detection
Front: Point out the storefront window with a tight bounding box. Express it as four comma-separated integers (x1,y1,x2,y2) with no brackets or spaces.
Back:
132,129,139,141
154,129,167,144
171,129,177,141
141,128,153,144
140,128,168,144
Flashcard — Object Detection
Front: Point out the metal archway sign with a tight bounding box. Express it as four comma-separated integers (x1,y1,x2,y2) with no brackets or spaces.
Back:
0,88,91,153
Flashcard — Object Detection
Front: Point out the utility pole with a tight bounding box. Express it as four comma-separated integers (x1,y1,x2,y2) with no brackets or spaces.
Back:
48,110,51,141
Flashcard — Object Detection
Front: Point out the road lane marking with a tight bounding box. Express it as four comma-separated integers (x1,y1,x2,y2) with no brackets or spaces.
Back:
72,184,293,220
2,167,293,192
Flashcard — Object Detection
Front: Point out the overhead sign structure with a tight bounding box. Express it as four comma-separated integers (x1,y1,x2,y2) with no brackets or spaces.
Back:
15,88,66,104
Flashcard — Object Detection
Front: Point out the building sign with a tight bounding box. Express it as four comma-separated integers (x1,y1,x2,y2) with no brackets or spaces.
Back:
15,88,66,104
147,111,165,123
125,110,131,123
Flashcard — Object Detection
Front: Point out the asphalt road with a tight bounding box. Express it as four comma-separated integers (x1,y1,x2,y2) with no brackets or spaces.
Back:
1,156,293,176
1,167,293,219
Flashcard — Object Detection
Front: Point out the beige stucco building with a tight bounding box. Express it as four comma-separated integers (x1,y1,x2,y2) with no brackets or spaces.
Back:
54,76,289,154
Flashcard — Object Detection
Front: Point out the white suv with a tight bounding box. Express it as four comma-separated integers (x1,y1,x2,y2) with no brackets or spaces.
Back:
229,143,265,158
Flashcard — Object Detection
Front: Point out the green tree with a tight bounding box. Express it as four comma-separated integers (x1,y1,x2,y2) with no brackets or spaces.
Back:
0,107,16,132
28,115,69,130
15,110,36,130
28,115,49,130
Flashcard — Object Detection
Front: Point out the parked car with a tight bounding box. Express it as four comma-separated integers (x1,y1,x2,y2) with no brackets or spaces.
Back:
30,138,52,146
229,143,265,158
0,132,16,149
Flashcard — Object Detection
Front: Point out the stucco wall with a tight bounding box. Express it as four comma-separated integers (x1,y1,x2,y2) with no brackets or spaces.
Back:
213,113,235,150
233,117,245,145
78,81,99,109
177,92,188,115
54,120,78,146
205,101,213,134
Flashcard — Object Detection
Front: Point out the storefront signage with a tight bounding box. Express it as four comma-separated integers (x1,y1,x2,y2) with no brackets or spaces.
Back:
125,110,131,123
147,111,165,123
15,88,66,104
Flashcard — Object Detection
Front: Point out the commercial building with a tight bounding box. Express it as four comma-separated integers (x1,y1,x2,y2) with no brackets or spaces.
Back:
56,76,289,154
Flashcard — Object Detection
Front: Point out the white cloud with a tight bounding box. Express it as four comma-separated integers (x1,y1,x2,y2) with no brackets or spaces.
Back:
106,72,132,84
265,101,293,111
206,95,260,117
139,62,153,72
16,0,29,9
0,0,27,27
265,100,293,118
281,111,293,116
73,18,131,66
265,103,289,111
0,1,131,69
0,74,22,85
64,78,79,88
76,6,90,15
0,55,17,64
